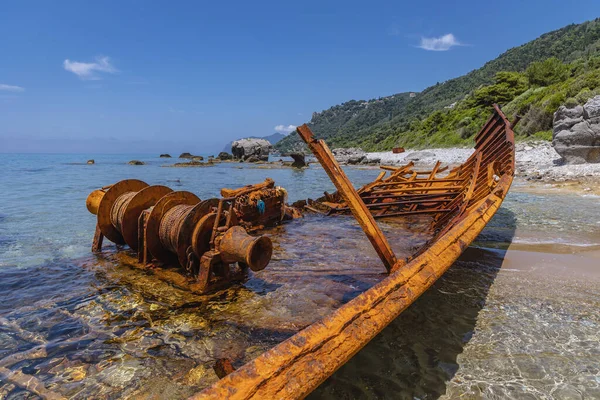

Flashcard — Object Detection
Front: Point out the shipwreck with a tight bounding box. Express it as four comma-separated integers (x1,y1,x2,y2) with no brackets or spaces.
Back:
86,105,517,399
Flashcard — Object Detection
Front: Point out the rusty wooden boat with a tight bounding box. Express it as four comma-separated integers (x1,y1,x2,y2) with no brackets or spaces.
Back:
192,104,517,399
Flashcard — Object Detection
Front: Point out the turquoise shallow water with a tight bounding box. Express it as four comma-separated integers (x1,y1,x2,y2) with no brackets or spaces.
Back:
0,153,380,268
2,154,599,269
1,153,599,399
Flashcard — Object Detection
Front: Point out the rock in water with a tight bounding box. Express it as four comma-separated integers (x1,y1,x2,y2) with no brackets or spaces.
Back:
244,155,263,163
179,152,194,159
218,152,233,160
128,160,145,165
159,154,172,158
553,96,600,164
290,153,307,168
231,138,272,162
87,159,95,164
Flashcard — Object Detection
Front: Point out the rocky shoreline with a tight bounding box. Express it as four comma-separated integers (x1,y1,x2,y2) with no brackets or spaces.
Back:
247,140,600,191
344,141,600,193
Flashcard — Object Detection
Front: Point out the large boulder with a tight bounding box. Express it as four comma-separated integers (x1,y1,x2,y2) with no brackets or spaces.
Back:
553,96,600,164
332,148,366,164
231,138,272,162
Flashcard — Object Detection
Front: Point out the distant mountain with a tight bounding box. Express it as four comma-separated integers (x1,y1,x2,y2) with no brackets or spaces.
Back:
222,132,286,153
276,18,600,152
262,132,286,145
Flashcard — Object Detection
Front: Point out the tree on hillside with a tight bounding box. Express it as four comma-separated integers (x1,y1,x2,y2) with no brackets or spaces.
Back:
525,57,571,87
473,71,529,106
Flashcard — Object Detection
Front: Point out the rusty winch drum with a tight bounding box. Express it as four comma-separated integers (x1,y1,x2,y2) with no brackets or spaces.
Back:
86,179,173,249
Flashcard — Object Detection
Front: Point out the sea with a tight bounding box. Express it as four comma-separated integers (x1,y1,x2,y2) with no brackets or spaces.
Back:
0,153,599,399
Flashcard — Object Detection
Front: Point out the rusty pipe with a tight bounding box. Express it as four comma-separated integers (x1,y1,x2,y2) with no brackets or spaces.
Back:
218,226,272,272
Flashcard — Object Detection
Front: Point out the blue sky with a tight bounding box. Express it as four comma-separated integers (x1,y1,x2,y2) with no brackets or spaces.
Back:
1,1,598,154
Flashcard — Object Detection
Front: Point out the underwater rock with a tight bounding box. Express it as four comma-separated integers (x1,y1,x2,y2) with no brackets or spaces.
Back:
128,160,145,165
184,363,219,386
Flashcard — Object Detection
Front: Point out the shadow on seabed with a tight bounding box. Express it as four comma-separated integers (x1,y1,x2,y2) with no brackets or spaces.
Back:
309,207,517,400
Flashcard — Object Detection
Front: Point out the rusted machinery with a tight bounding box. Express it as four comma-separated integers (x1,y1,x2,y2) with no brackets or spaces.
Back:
86,178,285,293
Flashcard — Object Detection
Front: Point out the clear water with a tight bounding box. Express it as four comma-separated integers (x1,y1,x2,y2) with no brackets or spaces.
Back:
0,154,599,399
0,153,380,269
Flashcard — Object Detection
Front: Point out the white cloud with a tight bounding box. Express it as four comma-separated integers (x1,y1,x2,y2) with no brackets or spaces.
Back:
0,84,25,92
274,124,297,134
63,56,117,80
418,34,462,51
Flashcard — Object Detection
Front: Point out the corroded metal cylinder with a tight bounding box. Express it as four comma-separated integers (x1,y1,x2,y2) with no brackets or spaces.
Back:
93,179,149,245
219,226,272,272
86,189,106,215
158,204,195,253
87,179,172,248
145,191,204,267
110,191,137,234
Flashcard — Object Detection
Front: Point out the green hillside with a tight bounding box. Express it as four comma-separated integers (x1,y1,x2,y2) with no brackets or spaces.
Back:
276,18,600,153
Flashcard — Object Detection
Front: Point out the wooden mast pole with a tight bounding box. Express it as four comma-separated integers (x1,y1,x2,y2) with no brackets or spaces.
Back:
296,124,397,272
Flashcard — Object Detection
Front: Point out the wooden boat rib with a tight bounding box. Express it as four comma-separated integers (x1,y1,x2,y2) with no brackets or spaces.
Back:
192,105,516,400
